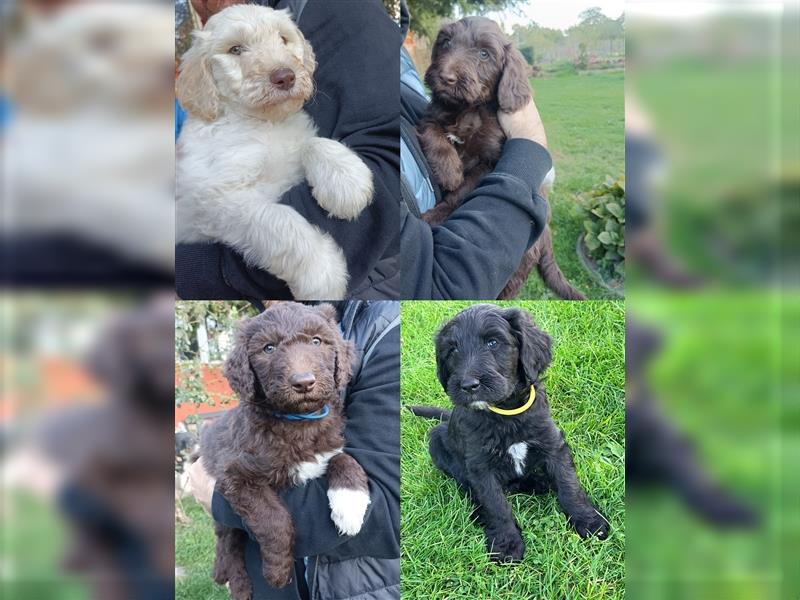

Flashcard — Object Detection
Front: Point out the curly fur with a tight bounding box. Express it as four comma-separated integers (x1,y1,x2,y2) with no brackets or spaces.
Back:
417,17,584,300
410,304,608,563
201,303,369,596
176,5,374,299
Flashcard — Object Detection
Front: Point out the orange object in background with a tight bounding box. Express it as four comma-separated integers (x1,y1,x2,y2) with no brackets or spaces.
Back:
174,364,238,427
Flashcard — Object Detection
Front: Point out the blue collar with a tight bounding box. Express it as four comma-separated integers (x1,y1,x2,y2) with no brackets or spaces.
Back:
271,404,330,421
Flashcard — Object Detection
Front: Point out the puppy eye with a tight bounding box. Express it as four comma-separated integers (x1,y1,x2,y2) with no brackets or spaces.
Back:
280,35,289,45
311,337,322,346
441,39,451,49
479,49,490,60
486,339,498,348
264,344,276,353
229,45,243,55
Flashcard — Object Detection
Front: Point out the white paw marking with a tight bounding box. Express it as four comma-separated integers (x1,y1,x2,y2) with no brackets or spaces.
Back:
507,442,528,476
291,448,343,485
327,487,370,536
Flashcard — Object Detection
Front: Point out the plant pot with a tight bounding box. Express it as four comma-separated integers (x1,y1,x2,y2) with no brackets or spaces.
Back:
576,235,624,298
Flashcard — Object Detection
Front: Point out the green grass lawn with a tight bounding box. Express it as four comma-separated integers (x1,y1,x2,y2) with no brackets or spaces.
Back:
400,300,625,599
625,290,792,600
1,493,89,600
176,498,230,600
520,70,625,300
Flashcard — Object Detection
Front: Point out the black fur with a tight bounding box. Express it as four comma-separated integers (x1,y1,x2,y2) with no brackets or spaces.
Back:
410,304,608,562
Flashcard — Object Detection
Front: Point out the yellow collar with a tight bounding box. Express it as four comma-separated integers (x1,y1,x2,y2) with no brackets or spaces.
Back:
488,385,536,416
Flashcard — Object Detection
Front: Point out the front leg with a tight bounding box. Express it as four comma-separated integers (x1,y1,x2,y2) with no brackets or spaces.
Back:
326,452,371,536
303,137,374,220
217,478,295,588
421,165,491,226
544,435,610,539
216,201,349,300
465,464,525,563
418,121,464,192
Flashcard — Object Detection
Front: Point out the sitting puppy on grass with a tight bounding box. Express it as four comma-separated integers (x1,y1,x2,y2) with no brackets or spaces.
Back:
201,303,370,596
176,5,373,299
410,304,608,562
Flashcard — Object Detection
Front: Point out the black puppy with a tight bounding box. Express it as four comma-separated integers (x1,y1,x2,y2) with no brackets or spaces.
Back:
410,304,608,563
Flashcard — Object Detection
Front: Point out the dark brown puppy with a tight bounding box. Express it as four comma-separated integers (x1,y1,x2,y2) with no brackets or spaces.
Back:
418,17,584,300
201,303,370,597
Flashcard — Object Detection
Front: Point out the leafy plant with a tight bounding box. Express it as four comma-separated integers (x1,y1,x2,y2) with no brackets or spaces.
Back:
579,175,625,281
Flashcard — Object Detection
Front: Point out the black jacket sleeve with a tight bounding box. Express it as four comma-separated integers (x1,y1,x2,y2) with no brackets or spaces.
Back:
212,323,400,560
176,0,400,300
400,138,552,299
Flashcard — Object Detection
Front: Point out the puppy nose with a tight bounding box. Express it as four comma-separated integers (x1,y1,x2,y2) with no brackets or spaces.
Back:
460,377,480,393
442,72,457,86
270,68,296,90
290,372,315,393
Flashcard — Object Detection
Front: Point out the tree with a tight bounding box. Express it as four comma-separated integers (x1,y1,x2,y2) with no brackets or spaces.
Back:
409,0,519,38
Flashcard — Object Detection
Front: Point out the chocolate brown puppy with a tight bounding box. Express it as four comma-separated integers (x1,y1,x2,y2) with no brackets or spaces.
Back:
201,303,370,597
418,17,584,300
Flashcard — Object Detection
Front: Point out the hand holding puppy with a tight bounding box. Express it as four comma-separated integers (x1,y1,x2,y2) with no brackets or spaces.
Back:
498,98,549,149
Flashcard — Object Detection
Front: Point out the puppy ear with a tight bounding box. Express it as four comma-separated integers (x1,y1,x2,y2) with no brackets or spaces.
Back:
434,327,451,391
497,43,531,113
502,308,551,383
302,38,317,78
314,303,337,323
223,320,255,403
334,338,355,392
176,31,219,122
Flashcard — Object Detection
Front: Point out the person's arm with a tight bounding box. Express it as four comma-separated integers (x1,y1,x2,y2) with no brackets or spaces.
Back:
177,1,400,300
401,99,552,300
212,323,400,559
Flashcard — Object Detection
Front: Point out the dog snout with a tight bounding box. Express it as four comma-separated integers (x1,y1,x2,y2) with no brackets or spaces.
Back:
289,371,316,393
460,376,480,393
269,68,296,91
440,70,458,86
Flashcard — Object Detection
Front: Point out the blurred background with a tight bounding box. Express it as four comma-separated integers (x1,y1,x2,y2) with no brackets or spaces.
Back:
625,2,797,599
2,0,174,286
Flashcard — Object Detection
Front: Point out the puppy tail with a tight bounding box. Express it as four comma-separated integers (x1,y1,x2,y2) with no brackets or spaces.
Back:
407,406,451,421
538,227,586,300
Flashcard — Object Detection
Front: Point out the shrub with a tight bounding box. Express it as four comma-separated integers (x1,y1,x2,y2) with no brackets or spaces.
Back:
579,176,625,281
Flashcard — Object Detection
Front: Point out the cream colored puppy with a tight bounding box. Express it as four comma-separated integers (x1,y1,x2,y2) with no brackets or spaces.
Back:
176,5,373,299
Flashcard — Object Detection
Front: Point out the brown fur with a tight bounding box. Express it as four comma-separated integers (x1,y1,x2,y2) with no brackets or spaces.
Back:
201,302,368,597
418,17,584,300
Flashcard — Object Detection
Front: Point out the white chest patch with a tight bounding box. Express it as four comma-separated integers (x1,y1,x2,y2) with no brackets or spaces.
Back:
507,442,528,476
290,448,343,485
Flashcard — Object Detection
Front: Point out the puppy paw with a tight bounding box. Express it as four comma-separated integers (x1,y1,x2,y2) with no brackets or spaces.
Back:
262,557,293,589
287,232,348,300
436,165,464,192
328,487,371,536
305,137,373,220
485,528,525,563
571,509,610,540
227,576,253,600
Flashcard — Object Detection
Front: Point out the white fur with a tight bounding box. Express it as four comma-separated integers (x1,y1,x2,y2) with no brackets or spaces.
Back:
469,401,489,410
507,442,528,476
176,5,373,299
542,166,556,191
327,487,371,536
290,448,343,485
